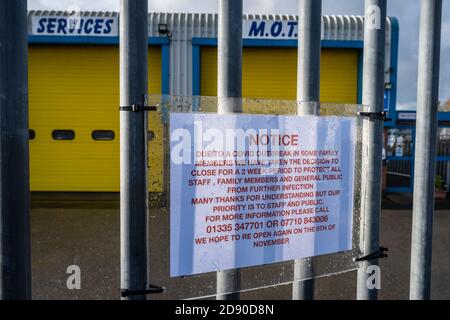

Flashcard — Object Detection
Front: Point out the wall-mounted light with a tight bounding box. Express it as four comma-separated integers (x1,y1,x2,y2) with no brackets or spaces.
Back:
158,23,170,36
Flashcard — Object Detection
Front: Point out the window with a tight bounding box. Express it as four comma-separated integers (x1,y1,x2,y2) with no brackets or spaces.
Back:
52,130,75,141
92,130,115,141
29,129,36,140
385,128,413,157
437,128,450,157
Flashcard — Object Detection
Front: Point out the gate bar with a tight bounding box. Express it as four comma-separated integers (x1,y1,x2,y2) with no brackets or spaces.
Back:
216,0,243,300
0,0,32,300
293,0,322,301
119,0,149,300
410,0,443,300
356,0,387,300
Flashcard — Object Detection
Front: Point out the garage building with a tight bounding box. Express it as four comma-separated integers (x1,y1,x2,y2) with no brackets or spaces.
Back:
27,11,400,192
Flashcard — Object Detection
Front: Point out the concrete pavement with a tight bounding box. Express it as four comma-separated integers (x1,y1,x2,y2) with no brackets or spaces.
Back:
30,193,450,300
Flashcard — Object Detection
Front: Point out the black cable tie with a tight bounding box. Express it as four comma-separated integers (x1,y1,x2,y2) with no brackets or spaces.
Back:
119,104,158,112
120,284,165,297
355,247,389,262
358,111,392,122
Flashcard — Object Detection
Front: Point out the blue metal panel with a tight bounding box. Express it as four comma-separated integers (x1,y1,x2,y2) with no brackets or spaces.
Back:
438,113,450,121
192,37,363,48
357,50,363,104
192,45,201,96
321,40,364,48
28,35,120,45
161,44,170,95
28,35,170,46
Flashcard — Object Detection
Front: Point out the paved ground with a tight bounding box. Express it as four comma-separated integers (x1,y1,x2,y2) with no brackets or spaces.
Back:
30,193,450,300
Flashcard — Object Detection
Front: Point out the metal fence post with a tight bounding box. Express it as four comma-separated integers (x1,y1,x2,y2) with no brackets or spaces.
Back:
120,0,149,300
410,0,442,300
356,0,386,300
293,0,322,301
216,0,243,300
0,0,32,300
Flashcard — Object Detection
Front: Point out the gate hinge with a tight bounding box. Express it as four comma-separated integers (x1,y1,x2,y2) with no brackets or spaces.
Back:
355,247,389,262
358,111,392,122
119,104,158,112
120,284,165,298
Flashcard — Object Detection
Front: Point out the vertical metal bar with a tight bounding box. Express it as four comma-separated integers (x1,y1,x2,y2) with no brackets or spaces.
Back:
293,0,322,301
356,0,386,300
216,0,242,300
120,0,149,300
0,0,31,300
446,162,450,195
410,0,442,301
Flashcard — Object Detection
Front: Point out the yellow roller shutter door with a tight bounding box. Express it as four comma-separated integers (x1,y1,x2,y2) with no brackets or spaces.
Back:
200,47,359,104
29,44,163,192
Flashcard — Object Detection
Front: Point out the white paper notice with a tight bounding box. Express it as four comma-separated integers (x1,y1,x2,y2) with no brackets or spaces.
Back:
170,113,356,277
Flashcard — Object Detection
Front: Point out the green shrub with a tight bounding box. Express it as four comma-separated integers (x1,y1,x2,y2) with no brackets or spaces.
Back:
435,175,447,191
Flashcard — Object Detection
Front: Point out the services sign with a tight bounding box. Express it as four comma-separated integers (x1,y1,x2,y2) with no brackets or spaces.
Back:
30,15,119,37
170,113,356,277
30,17,297,39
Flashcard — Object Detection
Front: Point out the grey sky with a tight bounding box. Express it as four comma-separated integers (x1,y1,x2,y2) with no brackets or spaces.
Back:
28,0,450,110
